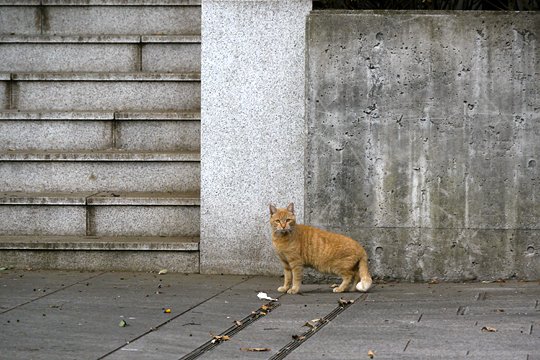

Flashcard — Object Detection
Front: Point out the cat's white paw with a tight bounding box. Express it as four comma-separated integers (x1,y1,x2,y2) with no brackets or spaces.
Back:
277,286,289,293
287,287,300,294
333,287,345,293
356,279,372,292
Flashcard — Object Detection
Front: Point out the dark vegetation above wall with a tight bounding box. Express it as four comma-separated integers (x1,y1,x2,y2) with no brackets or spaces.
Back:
313,0,539,10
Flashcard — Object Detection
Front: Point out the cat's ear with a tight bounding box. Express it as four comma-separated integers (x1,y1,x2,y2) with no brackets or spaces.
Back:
269,204,278,215
287,203,295,214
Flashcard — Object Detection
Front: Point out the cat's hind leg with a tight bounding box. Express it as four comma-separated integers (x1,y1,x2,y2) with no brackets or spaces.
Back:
333,272,354,293
350,272,360,292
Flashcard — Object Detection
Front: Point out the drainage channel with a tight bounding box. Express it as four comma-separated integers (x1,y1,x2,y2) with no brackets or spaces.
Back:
268,293,368,360
180,291,368,360
179,299,282,360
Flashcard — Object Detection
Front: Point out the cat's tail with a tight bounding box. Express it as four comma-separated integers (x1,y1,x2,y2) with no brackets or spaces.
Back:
356,253,372,292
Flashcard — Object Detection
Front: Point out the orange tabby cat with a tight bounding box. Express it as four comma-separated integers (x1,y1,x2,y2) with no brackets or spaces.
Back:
270,203,372,294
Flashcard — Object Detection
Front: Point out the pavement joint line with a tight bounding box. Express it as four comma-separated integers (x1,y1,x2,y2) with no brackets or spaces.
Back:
0,271,106,315
97,276,253,360
476,291,487,301
457,305,469,315
403,339,411,352
268,292,369,360
178,294,285,360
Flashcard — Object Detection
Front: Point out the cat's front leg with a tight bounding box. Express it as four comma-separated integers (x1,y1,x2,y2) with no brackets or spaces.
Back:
287,265,303,294
278,266,292,293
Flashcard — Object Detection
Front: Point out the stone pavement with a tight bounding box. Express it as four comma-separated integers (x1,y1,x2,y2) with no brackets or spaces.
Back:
0,270,538,360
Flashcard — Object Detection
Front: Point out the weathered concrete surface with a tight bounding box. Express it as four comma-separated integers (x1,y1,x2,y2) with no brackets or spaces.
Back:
306,11,539,280
0,270,538,360
201,0,312,274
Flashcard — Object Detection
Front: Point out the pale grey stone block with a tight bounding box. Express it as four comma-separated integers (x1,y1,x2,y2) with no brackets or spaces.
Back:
0,192,91,205
89,205,200,237
0,161,200,192
0,6,40,35
43,5,201,35
0,120,113,150
0,81,8,109
0,110,115,120
0,235,199,251
0,150,199,161
142,43,201,73
0,205,86,235
14,81,200,111
0,249,199,272
116,120,200,151
200,0,312,274
0,43,139,72
86,191,200,206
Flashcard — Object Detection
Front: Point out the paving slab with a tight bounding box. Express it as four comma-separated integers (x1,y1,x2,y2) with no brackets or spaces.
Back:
0,272,246,360
0,269,99,312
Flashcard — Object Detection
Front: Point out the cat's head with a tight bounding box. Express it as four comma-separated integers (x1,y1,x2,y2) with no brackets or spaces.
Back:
269,203,296,235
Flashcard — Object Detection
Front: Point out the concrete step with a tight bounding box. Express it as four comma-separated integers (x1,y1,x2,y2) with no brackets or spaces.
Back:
0,235,199,251
0,0,201,36
0,35,201,72
0,110,201,151
0,191,200,236
3,72,200,111
0,150,200,192
0,235,199,272
0,73,8,109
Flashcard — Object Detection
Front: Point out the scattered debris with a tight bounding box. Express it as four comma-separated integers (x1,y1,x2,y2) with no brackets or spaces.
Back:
233,320,243,326
481,326,497,332
118,320,128,327
429,278,439,284
257,292,278,302
211,334,230,344
338,297,355,306
304,318,323,329
368,349,376,358
163,308,171,314
240,347,271,352
158,269,168,275
292,334,306,341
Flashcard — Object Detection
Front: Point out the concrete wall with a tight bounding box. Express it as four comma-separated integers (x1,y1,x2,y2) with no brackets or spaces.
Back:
306,11,539,281
201,0,312,274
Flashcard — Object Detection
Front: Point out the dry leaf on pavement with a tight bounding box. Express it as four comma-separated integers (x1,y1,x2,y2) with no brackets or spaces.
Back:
481,326,497,332
338,297,355,306
211,335,230,343
240,347,271,352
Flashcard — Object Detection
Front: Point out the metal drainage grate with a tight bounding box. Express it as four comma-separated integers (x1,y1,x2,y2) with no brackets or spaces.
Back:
269,293,367,360
179,300,281,360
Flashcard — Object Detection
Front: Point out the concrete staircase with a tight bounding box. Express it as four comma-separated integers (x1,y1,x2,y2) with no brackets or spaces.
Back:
0,0,201,272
